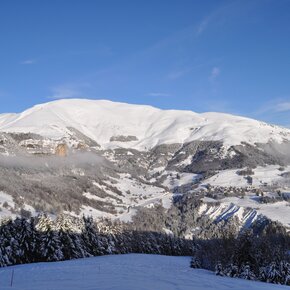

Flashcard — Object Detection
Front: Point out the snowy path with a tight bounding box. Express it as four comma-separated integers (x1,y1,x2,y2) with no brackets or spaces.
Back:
0,254,288,290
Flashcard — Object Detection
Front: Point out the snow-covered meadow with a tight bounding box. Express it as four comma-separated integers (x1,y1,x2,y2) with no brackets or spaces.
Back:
0,254,288,290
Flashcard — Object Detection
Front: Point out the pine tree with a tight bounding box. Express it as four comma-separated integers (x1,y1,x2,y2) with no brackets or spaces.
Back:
215,261,224,276
279,261,290,285
0,245,9,267
267,262,282,284
225,263,239,278
258,266,268,282
82,216,102,256
0,219,20,265
13,218,38,264
36,215,64,262
190,256,201,269
233,230,256,268
239,263,256,280
55,215,89,260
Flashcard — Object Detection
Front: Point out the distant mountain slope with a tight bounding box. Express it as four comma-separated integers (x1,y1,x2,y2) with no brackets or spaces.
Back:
0,99,289,150
0,99,289,229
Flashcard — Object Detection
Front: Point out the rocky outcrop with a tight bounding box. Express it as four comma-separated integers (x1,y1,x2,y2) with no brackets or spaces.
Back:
110,135,138,142
55,143,68,157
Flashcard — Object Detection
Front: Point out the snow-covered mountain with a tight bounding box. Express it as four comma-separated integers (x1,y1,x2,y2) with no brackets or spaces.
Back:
0,99,289,230
0,99,289,150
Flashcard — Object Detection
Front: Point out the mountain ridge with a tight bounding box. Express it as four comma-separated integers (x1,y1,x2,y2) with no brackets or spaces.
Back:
0,98,289,151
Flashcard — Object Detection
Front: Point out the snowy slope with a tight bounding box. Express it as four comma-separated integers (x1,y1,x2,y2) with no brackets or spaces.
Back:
203,165,290,188
0,254,288,290
0,99,289,150
200,196,290,228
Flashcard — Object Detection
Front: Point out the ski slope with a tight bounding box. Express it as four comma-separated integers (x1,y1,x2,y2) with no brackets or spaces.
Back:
0,98,289,150
0,254,288,290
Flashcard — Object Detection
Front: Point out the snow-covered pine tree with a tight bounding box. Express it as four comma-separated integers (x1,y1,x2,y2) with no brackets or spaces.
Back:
0,218,20,266
13,218,38,264
279,261,290,285
225,263,239,278
267,262,282,284
36,215,64,262
54,215,89,260
82,216,103,256
215,261,224,276
0,244,9,267
26,217,40,262
233,230,256,268
239,263,256,280
190,256,201,269
258,266,268,282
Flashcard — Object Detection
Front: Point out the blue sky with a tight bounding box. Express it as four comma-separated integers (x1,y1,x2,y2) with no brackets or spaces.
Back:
0,0,290,126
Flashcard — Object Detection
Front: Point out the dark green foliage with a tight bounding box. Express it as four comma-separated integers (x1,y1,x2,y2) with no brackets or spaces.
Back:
190,256,201,268
0,214,195,268
215,262,224,276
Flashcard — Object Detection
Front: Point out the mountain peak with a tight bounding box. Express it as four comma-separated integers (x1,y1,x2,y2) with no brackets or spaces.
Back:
0,98,289,150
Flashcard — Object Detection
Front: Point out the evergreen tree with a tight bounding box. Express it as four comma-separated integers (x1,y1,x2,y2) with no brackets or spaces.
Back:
239,264,256,280
82,216,103,256
0,219,20,265
215,261,224,276
279,261,290,285
190,256,201,269
36,215,63,262
225,263,239,278
258,266,268,282
55,215,89,260
267,262,282,284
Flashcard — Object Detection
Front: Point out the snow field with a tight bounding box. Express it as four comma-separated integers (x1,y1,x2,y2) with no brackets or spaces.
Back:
0,254,288,290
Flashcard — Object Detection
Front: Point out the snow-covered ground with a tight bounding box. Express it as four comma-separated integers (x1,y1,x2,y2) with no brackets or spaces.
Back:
162,171,200,189
203,165,290,188
0,254,288,290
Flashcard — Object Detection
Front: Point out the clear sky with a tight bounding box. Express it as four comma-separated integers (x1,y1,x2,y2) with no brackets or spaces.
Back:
0,0,290,126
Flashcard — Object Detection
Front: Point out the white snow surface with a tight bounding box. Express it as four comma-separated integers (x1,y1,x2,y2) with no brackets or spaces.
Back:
0,192,16,219
162,171,200,189
203,165,290,188
200,195,290,228
0,98,289,150
0,254,288,290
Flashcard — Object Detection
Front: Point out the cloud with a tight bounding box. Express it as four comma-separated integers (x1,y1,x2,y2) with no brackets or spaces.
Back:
273,102,290,112
167,69,190,80
47,83,91,100
209,67,221,81
257,99,290,114
147,92,171,97
167,62,211,81
20,59,36,65
196,18,210,35
254,98,290,127
195,1,237,36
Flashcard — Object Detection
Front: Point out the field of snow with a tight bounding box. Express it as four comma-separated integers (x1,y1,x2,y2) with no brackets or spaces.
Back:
203,165,290,188
162,171,200,189
0,254,288,290
0,98,289,150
